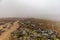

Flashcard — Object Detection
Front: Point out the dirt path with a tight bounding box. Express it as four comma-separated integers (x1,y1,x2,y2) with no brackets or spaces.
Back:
0,21,19,40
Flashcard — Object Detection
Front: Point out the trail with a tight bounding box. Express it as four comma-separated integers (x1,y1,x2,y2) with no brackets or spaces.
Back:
0,21,19,40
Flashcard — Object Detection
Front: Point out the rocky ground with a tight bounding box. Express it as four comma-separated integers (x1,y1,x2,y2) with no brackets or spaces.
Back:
0,18,60,40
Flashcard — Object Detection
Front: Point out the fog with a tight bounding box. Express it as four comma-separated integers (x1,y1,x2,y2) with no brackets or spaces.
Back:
0,0,60,21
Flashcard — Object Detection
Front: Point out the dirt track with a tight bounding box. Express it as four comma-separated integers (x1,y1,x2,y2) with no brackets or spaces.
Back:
0,21,19,40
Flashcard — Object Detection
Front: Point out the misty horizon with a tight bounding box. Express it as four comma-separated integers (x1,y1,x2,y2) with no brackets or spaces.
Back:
0,0,60,21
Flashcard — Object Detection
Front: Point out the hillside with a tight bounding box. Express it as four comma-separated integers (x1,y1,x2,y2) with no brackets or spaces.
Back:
0,18,60,40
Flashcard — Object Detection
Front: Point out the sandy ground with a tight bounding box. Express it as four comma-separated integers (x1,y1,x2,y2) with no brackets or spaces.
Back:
0,21,19,40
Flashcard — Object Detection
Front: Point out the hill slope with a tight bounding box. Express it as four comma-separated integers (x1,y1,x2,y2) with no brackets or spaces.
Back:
0,18,60,40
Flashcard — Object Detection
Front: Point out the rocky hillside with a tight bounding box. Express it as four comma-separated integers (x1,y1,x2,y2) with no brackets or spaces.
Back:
0,18,60,40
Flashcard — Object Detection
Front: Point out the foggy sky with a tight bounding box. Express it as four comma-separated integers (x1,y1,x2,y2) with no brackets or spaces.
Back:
0,0,60,21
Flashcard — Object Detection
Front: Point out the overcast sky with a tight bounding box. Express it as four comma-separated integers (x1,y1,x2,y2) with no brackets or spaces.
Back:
0,0,60,21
